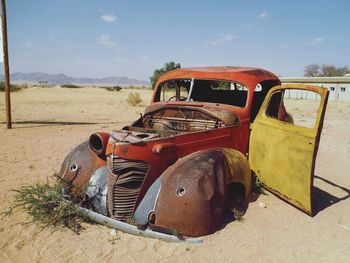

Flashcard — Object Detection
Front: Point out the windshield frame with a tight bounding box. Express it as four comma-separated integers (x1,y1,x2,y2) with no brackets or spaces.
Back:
154,78,249,108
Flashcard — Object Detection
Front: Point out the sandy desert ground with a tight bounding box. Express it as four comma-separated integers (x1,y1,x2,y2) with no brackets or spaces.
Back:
0,87,349,263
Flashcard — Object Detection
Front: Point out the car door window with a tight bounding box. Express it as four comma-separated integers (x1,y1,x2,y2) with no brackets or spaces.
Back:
266,89,321,129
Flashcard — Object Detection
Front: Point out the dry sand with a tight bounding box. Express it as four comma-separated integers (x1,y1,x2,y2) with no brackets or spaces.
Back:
0,87,349,263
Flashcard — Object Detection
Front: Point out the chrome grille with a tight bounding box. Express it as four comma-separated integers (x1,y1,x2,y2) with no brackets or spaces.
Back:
107,156,148,221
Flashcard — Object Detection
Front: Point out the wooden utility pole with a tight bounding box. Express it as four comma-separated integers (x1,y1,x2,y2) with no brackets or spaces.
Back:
1,0,11,129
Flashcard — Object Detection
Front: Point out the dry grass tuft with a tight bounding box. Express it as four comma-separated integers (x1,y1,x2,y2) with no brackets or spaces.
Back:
126,91,142,106
103,85,122,92
4,175,88,234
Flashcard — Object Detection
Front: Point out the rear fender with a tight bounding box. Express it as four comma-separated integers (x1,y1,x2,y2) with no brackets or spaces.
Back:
221,148,251,198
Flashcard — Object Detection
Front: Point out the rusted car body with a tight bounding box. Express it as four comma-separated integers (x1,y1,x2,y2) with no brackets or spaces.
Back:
59,67,329,237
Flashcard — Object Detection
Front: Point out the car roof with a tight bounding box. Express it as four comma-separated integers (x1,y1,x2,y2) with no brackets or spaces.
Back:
156,66,280,89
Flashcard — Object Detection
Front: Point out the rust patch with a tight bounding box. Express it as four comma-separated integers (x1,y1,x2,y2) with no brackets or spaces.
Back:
152,149,229,237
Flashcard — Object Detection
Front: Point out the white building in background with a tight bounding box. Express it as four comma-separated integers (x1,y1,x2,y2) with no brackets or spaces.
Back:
327,85,350,101
280,76,350,101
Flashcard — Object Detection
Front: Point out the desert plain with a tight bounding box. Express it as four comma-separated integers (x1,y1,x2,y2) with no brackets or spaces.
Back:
0,86,349,262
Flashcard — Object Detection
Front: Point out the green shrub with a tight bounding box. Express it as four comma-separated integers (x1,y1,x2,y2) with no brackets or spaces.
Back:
20,83,31,89
61,84,81,89
103,85,122,92
39,84,53,88
252,174,265,194
4,175,88,234
0,82,23,92
126,91,142,106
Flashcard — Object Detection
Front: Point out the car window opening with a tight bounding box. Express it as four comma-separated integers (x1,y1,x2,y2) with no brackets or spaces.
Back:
157,79,248,108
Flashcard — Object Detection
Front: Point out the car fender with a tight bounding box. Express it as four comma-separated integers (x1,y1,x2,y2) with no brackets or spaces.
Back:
59,141,106,197
135,147,250,237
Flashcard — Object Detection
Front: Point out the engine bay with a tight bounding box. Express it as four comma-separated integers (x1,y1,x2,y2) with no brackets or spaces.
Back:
118,106,239,142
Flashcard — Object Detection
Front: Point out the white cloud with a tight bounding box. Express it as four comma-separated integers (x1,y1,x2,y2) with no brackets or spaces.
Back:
19,41,33,48
101,13,117,23
280,37,325,49
257,12,268,19
309,37,324,45
203,34,235,48
18,41,44,51
62,43,73,51
97,33,121,50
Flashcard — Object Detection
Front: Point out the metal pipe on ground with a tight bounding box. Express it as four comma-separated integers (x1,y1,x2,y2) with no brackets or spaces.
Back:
78,207,203,244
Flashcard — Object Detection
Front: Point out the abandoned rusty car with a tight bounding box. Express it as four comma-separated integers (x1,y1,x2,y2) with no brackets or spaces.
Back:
59,67,329,238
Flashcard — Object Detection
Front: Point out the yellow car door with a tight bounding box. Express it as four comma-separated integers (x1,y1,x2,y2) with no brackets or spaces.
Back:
249,84,329,215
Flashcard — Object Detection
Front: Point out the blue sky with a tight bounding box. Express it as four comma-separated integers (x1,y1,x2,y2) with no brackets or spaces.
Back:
7,0,350,80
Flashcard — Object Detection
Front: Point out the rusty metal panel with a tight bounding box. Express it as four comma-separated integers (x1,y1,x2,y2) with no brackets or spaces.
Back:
153,149,229,237
249,84,329,214
221,148,251,198
59,141,106,197
152,148,250,237
154,67,280,93
151,67,281,122
107,156,149,221
105,124,246,209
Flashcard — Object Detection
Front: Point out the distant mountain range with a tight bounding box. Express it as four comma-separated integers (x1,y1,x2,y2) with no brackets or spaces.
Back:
1,72,149,86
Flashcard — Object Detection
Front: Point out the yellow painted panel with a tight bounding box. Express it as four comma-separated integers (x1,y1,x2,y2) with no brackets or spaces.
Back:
250,121,315,213
249,84,328,215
